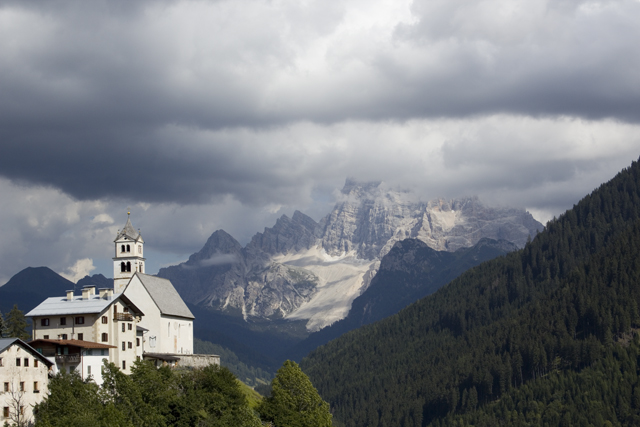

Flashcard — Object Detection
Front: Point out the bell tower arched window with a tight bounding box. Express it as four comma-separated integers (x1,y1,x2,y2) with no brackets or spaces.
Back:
121,245,125,253
126,244,130,252
120,262,126,272
126,262,131,272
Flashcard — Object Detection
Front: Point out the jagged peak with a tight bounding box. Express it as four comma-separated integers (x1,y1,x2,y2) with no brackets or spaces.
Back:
341,178,383,195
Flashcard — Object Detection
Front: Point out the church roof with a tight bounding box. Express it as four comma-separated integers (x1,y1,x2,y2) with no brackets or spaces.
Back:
133,273,195,320
26,292,144,317
115,215,144,243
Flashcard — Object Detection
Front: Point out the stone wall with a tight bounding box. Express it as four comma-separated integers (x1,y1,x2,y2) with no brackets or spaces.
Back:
176,353,220,368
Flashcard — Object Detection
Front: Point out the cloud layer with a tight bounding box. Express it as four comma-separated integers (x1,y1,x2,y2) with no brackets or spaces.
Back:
0,0,639,282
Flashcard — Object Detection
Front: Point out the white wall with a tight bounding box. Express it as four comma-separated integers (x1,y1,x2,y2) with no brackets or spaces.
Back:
0,344,50,426
124,275,193,354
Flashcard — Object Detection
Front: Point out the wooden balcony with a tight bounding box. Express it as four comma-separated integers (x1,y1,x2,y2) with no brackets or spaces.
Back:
55,354,80,363
114,313,134,321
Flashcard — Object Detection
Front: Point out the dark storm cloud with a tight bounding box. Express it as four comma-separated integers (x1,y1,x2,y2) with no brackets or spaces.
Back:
0,0,639,208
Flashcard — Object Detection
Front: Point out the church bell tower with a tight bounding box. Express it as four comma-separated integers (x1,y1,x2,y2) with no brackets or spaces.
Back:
113,213,146,293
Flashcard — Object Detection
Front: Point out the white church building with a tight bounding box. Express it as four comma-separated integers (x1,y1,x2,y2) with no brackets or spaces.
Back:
113,215,195,355
28,214,218,382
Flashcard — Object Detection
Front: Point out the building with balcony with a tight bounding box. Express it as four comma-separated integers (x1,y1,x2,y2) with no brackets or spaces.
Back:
26,286,144,379
27,339,116,386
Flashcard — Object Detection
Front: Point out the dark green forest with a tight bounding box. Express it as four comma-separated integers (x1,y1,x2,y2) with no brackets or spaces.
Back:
301,157,640,426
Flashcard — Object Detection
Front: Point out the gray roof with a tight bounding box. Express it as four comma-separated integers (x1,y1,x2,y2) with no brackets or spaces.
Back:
115,215,143,242
0,338,54,367
26,292,143,317
133,273,194,319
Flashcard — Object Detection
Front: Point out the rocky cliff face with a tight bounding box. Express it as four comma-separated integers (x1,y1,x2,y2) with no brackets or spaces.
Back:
159,180,544,331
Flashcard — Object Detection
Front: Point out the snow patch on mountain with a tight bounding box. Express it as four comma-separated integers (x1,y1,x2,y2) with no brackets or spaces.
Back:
273,246,377,331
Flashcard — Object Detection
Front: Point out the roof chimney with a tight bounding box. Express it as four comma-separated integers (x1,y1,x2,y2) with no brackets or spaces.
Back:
66,290,74,301
83,285,96,297
99,288,114,299
82,288,91,300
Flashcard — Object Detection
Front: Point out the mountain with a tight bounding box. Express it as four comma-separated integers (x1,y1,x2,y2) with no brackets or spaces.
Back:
76,273,112,290
300,157,640,426
0,267,76,317
159,181,543,333
288,237,517,361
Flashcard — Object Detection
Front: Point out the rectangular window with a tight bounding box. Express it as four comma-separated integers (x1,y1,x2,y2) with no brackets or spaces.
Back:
136,338,140,347
60,317,66,326
33,382,39,393
3,383,8,392
0,357,2,367
61,334,68,340
43,335,49,339
34,359,38,368
3,407,9,418
101,333,108,342
15,358,20,367
77,333,84,341
128,342,132,349
20,406,24,416
122,323,125,333
19,382,24,392
40,318,49,326
102,316,108,324
122,342,125,351
23,358,28,367
124,307,129,313
122,361,126,370
87,366,91,375
75,316,84,325
128,323,132,331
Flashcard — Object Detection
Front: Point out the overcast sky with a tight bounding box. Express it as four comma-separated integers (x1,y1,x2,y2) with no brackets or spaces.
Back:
1,0,639,285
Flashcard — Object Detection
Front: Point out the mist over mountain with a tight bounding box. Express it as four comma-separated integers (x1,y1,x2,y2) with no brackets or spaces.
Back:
159,180,542,333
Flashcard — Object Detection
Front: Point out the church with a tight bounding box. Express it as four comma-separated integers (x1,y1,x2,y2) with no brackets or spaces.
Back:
114,215,195,356
27,214,218,383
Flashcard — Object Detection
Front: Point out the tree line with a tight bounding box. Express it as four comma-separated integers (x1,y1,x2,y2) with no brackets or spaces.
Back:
34,359,331,427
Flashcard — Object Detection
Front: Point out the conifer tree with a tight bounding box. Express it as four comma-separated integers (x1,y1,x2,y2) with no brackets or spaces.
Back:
0,309,6,338
5,304,30,340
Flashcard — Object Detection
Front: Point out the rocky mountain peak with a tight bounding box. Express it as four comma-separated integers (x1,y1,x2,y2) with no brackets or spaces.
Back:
161,180,544,332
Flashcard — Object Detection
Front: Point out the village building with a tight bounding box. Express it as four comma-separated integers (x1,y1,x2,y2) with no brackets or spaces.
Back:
26,286,144,379
26,213,217,383
27,339,116,386
0,338,54,426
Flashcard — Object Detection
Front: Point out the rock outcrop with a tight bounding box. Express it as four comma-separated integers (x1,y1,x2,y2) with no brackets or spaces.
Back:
159,180,544,331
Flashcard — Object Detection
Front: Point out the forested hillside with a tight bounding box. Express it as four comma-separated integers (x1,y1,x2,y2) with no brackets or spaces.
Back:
289,237,515,361
301,157,640,426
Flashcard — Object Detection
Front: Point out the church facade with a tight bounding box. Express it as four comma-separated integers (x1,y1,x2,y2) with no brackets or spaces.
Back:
27,214,213,384
113,215,194,355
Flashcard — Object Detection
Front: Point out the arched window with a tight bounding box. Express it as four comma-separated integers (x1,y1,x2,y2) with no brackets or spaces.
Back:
121,245,125,252
126,244,130,252
126,262,131,272
120,262,126,272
